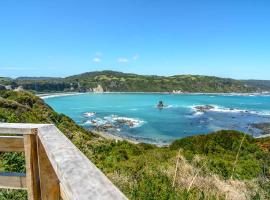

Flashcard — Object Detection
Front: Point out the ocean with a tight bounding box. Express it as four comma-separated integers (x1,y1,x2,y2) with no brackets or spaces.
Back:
44,93,270,145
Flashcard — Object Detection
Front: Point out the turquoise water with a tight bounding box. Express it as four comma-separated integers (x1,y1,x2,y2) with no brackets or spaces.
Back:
45,93,270,145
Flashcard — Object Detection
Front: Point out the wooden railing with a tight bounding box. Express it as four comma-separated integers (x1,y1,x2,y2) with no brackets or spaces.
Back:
0,123,127,200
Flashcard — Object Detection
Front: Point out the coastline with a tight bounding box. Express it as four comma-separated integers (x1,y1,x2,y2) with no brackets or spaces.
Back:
37,92,85,99
92,130,140,144
38,91,270,99
40,91,270,144
93,127,268,146
92,126,269,146
92,130,171,146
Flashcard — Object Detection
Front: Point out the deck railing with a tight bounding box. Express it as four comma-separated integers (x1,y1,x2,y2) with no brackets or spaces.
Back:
0,123,127,200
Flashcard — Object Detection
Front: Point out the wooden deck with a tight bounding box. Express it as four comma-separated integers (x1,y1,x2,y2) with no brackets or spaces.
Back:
0,123,127,200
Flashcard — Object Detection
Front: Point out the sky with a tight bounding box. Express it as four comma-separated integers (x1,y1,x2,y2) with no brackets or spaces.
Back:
0,0,270,79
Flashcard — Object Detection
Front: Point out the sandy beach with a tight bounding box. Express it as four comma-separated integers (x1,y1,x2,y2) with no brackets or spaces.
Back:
37,92,85,99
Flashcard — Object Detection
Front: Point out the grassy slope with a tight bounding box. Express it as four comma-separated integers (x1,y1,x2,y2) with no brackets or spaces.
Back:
0,91,269,199
12,71,257,93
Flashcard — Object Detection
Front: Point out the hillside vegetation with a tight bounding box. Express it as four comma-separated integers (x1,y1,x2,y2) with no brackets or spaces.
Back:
0,91,270,199
244,80,270,92
2,71,263,93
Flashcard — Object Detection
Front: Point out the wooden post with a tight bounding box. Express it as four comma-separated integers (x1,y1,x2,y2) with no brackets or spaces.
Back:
24,129,41,200
37,138,60,200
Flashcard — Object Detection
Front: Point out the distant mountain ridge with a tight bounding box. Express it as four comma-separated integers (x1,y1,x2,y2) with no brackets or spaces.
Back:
16,77,62,81
1,70,269,93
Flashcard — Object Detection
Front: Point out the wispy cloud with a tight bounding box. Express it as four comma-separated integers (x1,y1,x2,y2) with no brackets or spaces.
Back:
92,52,102,63
93,57,101,63
132,54,139,60
118,57,129,63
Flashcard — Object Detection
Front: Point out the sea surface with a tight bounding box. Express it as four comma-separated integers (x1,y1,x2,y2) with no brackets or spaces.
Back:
44,93,270,145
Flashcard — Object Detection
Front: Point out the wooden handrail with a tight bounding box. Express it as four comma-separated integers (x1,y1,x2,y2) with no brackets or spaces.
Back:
0,123,127,200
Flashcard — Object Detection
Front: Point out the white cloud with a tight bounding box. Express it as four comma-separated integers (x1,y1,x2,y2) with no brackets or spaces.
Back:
132,54,139,60
92,52,102,63
93,57,101,63
118,57,129,63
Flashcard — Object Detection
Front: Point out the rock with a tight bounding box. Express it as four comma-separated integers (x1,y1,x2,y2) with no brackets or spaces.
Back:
157,101,165,109
194,105,215,112
14,86,24,91
0,84,6,90
116,119,135,127
172,90,182,94
5,85,13,90
251,123,270,135
93,85,104,93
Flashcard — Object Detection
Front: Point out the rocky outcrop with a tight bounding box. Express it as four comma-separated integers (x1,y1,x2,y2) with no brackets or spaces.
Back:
14,86,24,92
195,105,215,112
172,90,183,94
0,84,6,90
93,85,104,93
5,85,13,90
251,123,270,135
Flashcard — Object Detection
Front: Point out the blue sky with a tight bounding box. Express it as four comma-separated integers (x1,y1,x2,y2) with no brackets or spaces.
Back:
0,0,270,79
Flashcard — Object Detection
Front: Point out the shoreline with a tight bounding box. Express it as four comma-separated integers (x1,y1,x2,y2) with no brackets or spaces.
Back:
92,127,269,146
93,128,269,146
92,130,140,144
92,130,170,146
38,91,270,99
39,91,270,143
39,92,270,146
37,92,85,99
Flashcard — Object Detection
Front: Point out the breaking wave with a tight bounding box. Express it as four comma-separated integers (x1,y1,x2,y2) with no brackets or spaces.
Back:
83,112,96,117
190,105,270,116
84,114,145,128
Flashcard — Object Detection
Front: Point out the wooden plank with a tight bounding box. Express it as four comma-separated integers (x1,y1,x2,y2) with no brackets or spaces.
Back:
0,123,48,135
0,136,24,152
37,138,60,200
0,172,26,189
38,125,127,200
24,130,41,200
0,123,127,199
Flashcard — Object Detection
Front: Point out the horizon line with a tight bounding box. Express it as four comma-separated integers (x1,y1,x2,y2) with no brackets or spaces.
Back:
1,70,270,81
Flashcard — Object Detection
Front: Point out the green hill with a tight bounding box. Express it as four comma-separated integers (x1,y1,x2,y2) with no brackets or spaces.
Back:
244,80,270,91
0,77,13,85
4,71,260,93
0,91,269,199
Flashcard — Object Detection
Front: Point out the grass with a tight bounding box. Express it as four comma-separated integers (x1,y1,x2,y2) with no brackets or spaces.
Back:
0,90,269,199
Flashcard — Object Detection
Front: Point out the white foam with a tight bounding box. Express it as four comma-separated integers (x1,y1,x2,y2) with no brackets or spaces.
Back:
85,118,107,126
83,112,96,117
194,111,204,116
110,116,145,128
162,105,181,109
85,114,145,128
190,104,270,116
